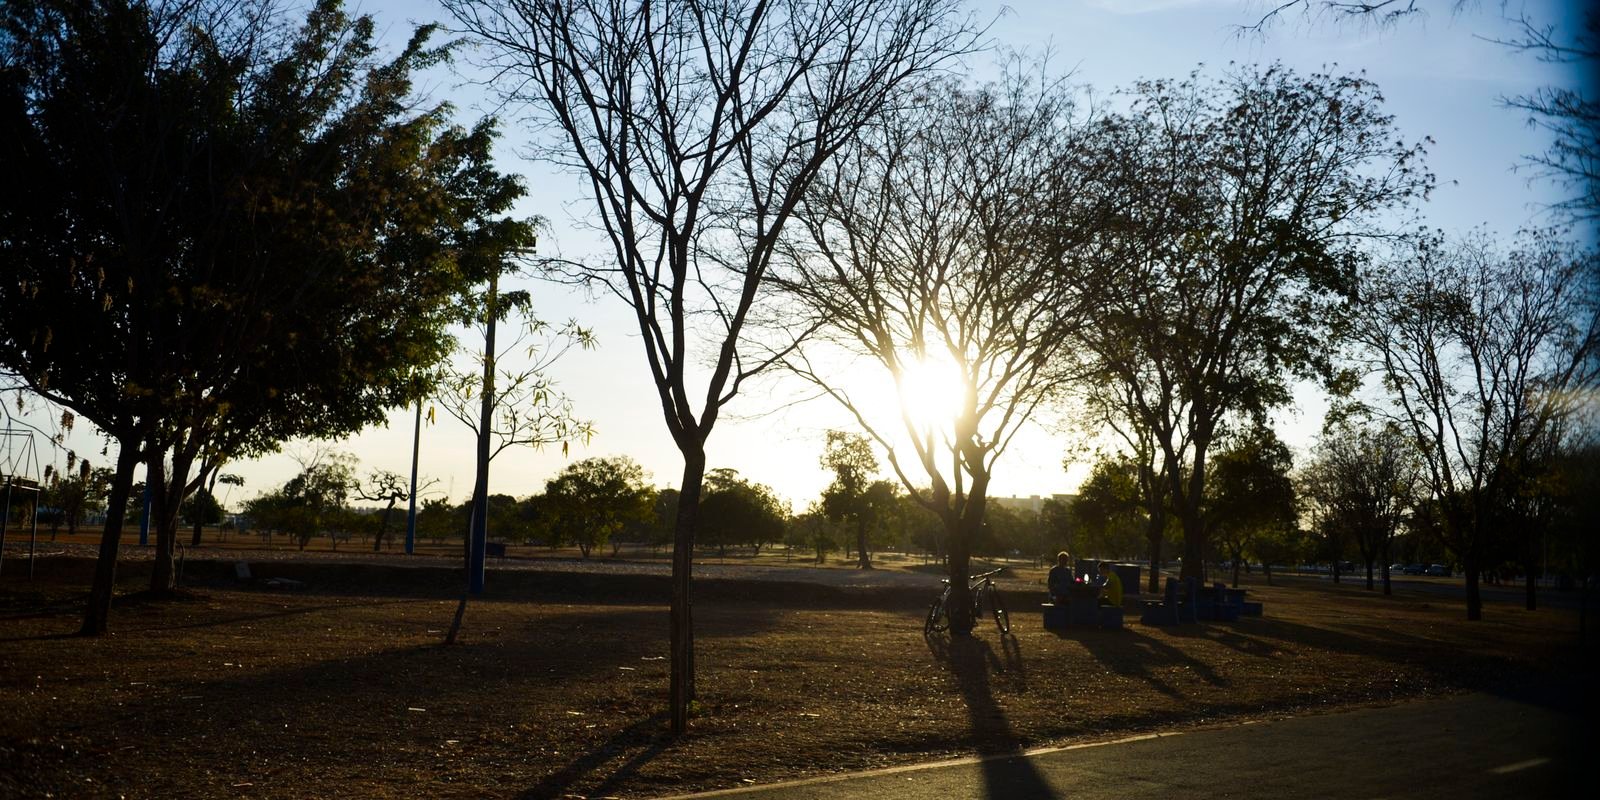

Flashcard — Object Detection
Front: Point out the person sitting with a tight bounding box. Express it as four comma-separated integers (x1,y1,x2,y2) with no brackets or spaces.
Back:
1047,551,1076,604
1096,561,1123,607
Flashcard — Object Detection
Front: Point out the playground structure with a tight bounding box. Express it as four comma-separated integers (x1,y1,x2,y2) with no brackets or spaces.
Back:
1,426,43,579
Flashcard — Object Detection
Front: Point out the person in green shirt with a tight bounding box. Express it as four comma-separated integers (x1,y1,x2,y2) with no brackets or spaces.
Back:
1097,561,1123,607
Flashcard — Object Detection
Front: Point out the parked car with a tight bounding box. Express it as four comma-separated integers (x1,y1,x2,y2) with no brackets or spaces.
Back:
1427,564,1451,577
1402,564,1427,575
1388,563,1406,573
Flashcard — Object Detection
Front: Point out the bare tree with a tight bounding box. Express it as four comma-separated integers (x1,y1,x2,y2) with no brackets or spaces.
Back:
774,69,1107,635
1246,2,1597,222
442,0,978,731
1074,65,1432,583
1494,8,1600,223
1356,230,1600,619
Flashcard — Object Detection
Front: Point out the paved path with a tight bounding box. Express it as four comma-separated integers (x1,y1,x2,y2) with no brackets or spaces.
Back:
659,689,1587,799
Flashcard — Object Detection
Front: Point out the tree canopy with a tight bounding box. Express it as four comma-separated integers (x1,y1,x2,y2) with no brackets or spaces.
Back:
0,0,534,632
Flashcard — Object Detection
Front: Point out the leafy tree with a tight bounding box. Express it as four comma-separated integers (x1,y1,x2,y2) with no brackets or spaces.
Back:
0,0,532,633
1070,456,1150,566
1075,65,1431,585
179,489,223,531
1206,426,1298,589
786,505,839,564
820,431,892,569
700,469,788,558
777,69,1110,635
441,0,978,732
262,453,358,550
1301,420,1420,593
436,278,594,590
541,457,654,558
41,461,111,540
416,498,461,546
1356,231,1599,619
1038,497,1078,563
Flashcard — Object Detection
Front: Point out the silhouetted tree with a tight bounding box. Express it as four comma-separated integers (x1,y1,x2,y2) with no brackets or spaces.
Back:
1207,426,1298,589
1356,231,1600,619
0,0,531,632
776,68,1109,635
541,457,654,558
1302,420,1420,594
441,0,978,731
1076,65,1432,584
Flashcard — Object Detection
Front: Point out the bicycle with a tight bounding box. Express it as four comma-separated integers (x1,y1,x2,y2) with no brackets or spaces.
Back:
923,567,1010,636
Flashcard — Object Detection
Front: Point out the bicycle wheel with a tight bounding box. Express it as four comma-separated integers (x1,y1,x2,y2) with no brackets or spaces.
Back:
925,592,950,634
987,585,1010,635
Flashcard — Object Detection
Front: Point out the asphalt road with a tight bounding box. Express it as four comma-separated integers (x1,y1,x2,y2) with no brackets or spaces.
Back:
659,688,1589,799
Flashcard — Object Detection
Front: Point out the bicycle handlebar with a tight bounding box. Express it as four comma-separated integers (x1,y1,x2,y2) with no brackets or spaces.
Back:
937,567,1005,585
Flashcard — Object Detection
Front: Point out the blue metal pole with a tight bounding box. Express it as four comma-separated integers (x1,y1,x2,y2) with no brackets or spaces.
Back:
405,400,421,555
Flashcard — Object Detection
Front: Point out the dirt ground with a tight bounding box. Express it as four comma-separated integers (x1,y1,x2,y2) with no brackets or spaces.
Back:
0,554,1591,800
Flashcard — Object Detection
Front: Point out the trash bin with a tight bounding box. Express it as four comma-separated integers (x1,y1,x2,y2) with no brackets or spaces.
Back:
1113,563,1141,595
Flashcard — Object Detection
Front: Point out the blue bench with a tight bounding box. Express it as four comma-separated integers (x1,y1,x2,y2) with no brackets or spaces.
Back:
1040,600,1124,630
1139,577,1199,626
1197,582,1261,620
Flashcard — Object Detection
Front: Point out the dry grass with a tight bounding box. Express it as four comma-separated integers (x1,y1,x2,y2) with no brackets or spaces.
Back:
0,557,1587,799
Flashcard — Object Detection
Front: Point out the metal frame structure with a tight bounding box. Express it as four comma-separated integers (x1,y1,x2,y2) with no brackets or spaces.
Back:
1,428,43,579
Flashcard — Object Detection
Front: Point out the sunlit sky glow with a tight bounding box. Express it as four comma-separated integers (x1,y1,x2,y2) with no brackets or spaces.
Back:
14,0,1589,510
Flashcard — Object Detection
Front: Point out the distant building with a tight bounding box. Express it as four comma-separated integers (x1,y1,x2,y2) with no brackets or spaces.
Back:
988,494,1075,515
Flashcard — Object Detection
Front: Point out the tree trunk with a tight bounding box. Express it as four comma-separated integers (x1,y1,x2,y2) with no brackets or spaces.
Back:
856,517,871,569
1264,562,1274,586
190,465,219,548
81,442,141,636
670,453,706,735
1232,548,1242,589
945,513,975,636
148,448,197,593
468,273,498,595
1145,517,1163,593
1524,557,1538,612
1366,561,1375,591
1179,512,1206,582
374,503,394,552
1464,544,1483,621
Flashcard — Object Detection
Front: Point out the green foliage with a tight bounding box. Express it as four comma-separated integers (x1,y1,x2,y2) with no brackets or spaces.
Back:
180,489,224,528
1071,456,1151,559
819,432,896,566
700,469,788,557
244,454,358,550
415,497,462,545
0,0,532,474
41,464,112,536
1207,425,1297,583
786,506,839,563
540,457,654,558
1077,64,1432,579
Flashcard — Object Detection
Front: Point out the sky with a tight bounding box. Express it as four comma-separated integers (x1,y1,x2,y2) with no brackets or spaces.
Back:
6,0,1588,512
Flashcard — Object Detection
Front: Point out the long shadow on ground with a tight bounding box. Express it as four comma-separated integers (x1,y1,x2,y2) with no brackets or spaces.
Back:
925,632,1054,799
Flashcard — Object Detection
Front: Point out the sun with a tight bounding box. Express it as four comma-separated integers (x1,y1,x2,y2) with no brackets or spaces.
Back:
897,356,965,432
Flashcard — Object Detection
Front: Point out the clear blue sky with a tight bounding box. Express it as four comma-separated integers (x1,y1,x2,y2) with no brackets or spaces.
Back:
20,0,1588,510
